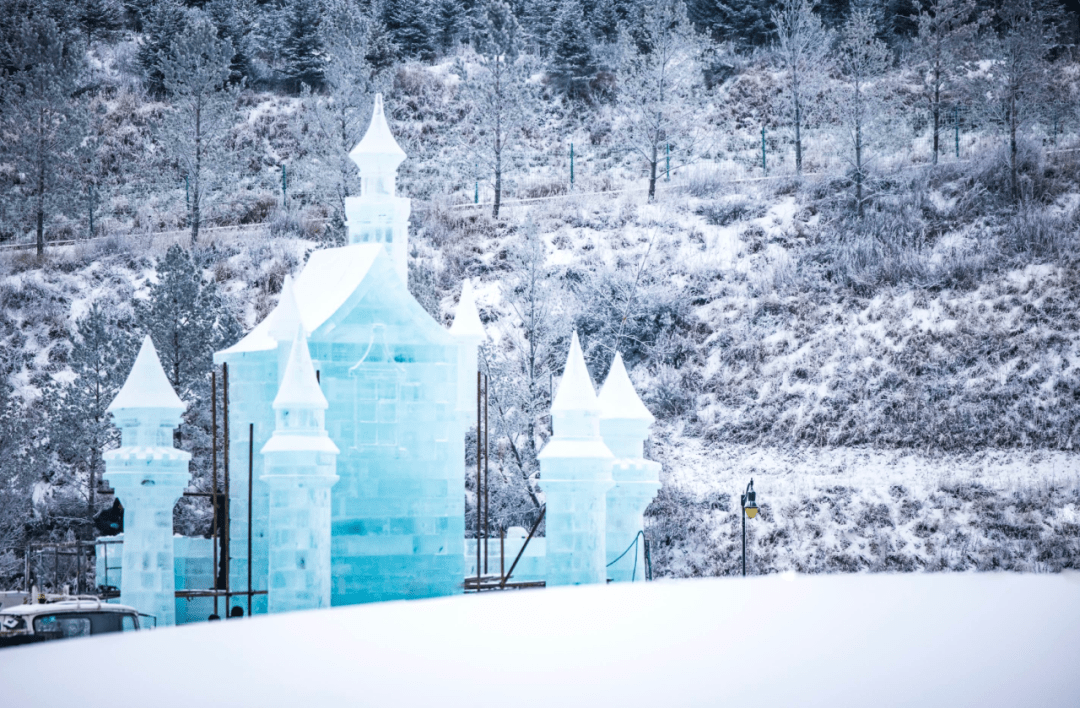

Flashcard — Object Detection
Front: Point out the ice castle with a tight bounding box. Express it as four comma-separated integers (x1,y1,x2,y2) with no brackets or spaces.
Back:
103,94,662,622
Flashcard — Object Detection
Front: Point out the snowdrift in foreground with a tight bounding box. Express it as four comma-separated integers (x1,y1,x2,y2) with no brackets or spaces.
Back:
3,573,1079,707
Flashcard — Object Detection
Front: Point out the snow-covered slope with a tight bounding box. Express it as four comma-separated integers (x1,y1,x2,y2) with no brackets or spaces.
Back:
2,573,1078,707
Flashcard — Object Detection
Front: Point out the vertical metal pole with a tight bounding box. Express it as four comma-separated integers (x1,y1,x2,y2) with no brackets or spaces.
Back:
281,164,288,207
570,142,574,188
665,143,670,181
211,369,219,615
24,545,30,592
54,545,59,592
247,423,253,618
88,185,94,238
483,374,489,575
761,127,767,176
479,366,483,582
474,164,479,204
741,505,746,577
223,363,231,611
75,543,82,595
185,175,190,210
500,527,505,581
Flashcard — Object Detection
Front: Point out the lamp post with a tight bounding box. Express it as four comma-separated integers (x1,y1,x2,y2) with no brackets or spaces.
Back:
740,479,759,577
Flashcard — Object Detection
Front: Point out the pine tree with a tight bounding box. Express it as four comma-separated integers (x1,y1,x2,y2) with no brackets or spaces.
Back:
139,0,189,96
76,0,122,45
207,0,256,85
589,0,621,44
548,0,595,99
0,12,84,256
52,306,135,532
384,0,435,61
433,0,465,54
282,0,325,92
159,13,236,244
365,2,399,73
522,0,556,55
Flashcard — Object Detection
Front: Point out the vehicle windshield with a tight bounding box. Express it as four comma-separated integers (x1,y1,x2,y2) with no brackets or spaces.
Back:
32,612,136,638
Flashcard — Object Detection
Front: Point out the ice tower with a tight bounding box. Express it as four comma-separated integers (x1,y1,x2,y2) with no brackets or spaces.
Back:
218,94,464,607
537,333,614,586
261,328,340,613
103,336,191,627
598,353,661,582
345,93,410,285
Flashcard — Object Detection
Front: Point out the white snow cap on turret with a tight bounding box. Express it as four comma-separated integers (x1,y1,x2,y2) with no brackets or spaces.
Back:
273,326,327,411
551,331,599,413
349,93,406,174
598,352,654,423
449,279,486,341
108,336,184,413
268,274,303,342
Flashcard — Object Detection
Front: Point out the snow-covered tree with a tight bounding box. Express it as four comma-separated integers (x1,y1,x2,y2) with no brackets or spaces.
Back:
522,0,556,56
976,0,1059,199
836,5,890,217
0,13,84,256
490,217,569,498
159,13,236,244
462,0,534,218
76,0,122,45
384,0,435,61
297,0,386,240
51,306,135,531
772,0,832,175
548,0,595,99
615,0,704,199
207,0,257,85
690,0,775,48
139,0,188,96
281,0,325,92
910,0,984,165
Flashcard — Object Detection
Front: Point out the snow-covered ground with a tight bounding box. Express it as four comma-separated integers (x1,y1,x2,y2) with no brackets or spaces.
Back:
2,573,1078,707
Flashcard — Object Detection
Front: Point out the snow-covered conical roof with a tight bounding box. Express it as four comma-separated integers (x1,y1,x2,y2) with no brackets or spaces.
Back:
108,336,185,412
349,94,406,172
268,274,303,342
449,279,486,341
551,331,599,413
273,326,327,411
598,352,654,423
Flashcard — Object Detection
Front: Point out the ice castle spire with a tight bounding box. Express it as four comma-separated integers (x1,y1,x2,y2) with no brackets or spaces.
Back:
537,332,614,586
598,352,661,582
345,93,411,285
261,327,339,613
103,336,191,627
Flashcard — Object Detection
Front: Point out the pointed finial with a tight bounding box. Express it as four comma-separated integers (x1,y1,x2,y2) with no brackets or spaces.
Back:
551,331,599,412
269,274,303,342
349,92,406,167
449,279,486,341
108,336,185,412
273,326,327,410
598,352,654,423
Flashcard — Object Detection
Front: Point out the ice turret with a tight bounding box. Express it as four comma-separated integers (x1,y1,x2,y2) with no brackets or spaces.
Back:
269,274,304,385
598,353,661,582
345,93,411,285
103,336,191,627
450,279,485,419
260,327,339,613
537,332,614,586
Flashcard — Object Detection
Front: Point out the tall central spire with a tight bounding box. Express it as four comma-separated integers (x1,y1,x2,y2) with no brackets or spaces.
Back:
345,93,412,286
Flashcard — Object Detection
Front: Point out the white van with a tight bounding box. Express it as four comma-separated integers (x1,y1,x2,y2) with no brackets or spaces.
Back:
0,597,150,648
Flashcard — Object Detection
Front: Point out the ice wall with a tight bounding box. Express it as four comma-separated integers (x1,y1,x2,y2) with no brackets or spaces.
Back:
598,353,661,582
103,336,191,627
537,333,614,586
261,328,340,613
